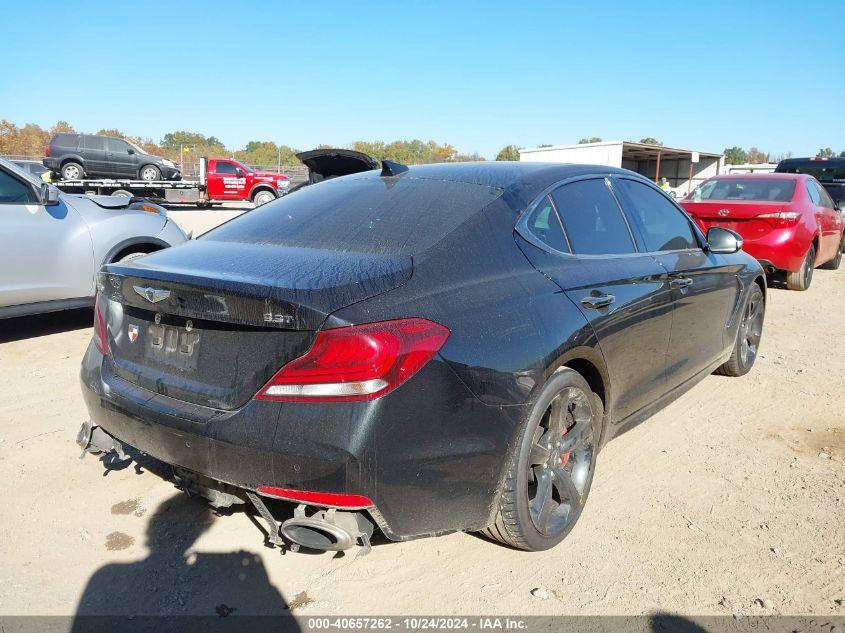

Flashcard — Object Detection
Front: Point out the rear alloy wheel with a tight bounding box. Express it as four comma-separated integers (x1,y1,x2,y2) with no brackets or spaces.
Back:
482,369,600,551
820,237,843,270
716,283,765,377
61,162,84,180
253,190,277,206
140,165,161,181
786,244,815,291
111,189,132,198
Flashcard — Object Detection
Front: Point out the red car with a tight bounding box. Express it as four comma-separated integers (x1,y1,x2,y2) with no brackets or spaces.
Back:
206,158,290,206
681,173,844,290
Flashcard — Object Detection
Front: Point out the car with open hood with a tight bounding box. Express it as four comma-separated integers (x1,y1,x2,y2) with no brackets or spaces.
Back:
290,148,379,192
0,156,189,318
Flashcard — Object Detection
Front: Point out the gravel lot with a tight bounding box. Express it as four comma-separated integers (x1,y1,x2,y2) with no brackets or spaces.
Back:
0,211,842,617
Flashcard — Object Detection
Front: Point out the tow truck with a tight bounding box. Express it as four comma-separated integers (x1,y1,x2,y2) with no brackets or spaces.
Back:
52,157,290,207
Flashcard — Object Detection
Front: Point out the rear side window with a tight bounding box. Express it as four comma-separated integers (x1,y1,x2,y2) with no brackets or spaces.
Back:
204,175,503,255
105,138,128,152
51,134,78,149
83,136,106,151
615,179,698,252
0,169,37,204
215,162,237,175
526,195,568,252
807,180,835,209
551,179,636,255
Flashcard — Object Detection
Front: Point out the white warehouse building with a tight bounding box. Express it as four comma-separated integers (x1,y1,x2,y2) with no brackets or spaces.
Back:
519,140,724,198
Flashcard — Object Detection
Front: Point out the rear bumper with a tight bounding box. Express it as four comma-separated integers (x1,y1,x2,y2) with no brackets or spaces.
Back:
80,341,521,540
741,230,809,272
43,157,59,170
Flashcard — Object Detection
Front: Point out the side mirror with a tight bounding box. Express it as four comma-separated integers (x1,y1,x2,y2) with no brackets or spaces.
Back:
127,148,135,155
235,168,245,178
41,183,60,206
707,226,743,254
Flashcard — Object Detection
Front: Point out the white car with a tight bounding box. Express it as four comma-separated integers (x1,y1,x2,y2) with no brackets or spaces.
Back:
0,156,189,319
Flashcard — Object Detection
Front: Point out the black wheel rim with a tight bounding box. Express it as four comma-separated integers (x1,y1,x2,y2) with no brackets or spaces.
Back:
739,291,764,367
804,248,814,287
527,387,595,537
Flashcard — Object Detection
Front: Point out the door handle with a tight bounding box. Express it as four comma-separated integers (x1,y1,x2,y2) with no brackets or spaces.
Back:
669,277,693,289
581,294,615,309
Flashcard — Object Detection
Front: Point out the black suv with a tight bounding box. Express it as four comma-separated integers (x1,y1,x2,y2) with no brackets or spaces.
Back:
43,134,181,182
776,157,845,207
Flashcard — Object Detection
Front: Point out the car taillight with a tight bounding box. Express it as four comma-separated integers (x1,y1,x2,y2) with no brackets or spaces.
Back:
44,146,50,157
757,211,800,227
93,295,109,355
255,318,450,402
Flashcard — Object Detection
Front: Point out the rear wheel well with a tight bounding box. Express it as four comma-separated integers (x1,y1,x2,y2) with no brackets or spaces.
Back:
110,243,163,263
753,275,766,302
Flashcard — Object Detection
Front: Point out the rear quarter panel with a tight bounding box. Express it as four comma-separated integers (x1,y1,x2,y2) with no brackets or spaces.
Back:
65,196,168,268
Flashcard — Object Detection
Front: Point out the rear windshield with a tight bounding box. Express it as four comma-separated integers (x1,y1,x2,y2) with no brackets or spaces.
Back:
203,175,503,255
693,178,795,202
777,160,845,182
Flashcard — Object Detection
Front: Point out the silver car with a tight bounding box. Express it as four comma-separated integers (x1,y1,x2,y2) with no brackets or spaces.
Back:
0,157,189,318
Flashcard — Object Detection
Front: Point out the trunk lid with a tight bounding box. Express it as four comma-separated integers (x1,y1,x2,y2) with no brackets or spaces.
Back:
681,200,787,238
100,240,412,410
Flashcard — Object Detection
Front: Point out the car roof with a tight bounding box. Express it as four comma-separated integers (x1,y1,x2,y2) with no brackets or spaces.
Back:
368,161,640,209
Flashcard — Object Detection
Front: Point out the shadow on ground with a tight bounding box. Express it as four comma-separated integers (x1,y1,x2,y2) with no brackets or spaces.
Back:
0,307,93,343
72,493,298,627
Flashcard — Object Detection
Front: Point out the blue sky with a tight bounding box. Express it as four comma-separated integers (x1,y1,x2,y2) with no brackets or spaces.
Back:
1,0,842,158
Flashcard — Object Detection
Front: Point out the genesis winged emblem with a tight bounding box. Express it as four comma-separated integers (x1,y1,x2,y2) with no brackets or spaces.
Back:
133,285,171,304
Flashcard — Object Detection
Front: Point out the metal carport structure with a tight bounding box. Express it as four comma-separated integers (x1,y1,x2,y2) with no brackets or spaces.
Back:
519,141,724,198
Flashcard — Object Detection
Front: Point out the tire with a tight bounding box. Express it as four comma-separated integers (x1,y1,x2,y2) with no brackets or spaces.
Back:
61,162,84,180
139,165,161,181
111,189,133,198
820,236,843,270
252,190,277,206
117,251,147,263
481,369,601,551
786,244,815,291
715,283,765,377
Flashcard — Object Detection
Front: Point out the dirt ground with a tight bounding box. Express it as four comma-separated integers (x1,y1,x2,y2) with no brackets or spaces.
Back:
0,210,843,617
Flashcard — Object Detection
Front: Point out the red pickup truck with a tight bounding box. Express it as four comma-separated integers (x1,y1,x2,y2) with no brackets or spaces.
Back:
206,158,289,205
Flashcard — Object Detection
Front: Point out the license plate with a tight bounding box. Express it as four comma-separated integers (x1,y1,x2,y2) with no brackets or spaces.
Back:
147,324,200,368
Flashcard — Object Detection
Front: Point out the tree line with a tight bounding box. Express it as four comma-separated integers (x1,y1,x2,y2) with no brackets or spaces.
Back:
0,120,481,167
2,120,841,166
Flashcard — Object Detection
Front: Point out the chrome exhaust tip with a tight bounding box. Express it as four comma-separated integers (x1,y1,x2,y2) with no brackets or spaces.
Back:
281,507,374,554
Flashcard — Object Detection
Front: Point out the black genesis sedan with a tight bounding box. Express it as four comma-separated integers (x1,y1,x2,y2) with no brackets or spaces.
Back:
79,162,766,552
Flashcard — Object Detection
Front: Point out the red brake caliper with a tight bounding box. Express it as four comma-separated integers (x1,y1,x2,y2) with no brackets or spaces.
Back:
560,424,570,467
